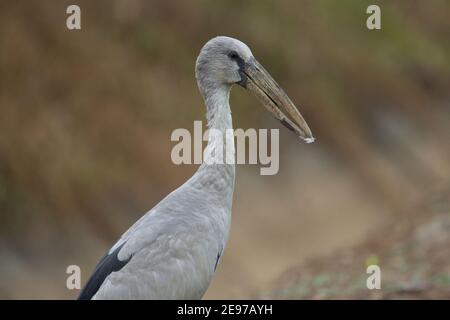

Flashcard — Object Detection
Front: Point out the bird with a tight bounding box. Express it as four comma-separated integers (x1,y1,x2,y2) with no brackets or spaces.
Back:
78,36,314,300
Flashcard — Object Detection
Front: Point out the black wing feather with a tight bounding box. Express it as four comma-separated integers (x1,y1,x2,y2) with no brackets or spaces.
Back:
78,242,131,300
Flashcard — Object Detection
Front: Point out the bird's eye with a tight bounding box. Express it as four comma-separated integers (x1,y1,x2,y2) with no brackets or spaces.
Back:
228,51,239,60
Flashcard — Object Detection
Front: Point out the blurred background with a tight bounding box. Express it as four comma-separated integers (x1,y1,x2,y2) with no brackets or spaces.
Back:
0,0,449,299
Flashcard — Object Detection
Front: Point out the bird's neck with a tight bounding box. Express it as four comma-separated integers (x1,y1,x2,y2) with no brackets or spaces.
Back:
204,85,235,162
192,85,235,204
204,85,233,131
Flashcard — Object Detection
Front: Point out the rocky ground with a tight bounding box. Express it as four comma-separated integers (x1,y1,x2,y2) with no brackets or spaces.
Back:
270,191,450,299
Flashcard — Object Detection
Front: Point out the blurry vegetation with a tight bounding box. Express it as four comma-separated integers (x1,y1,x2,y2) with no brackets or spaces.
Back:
0,0,449,298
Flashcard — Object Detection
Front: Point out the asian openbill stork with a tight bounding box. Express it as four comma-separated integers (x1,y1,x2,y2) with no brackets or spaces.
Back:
78,36,313,300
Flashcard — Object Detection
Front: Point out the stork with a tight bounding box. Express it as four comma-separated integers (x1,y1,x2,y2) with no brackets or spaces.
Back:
78,36,313,300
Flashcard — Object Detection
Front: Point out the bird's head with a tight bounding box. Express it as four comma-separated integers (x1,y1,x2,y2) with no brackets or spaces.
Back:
196,36,314,143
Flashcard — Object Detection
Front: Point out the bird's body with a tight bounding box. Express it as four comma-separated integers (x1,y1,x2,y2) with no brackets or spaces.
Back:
79,36,313,300
90,164,234,299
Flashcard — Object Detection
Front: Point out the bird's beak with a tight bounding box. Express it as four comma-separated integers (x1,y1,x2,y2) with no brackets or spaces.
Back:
239,58,314,143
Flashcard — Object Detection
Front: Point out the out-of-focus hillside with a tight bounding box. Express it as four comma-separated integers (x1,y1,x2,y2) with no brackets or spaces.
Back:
0,0,449,299
272,192,450,299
